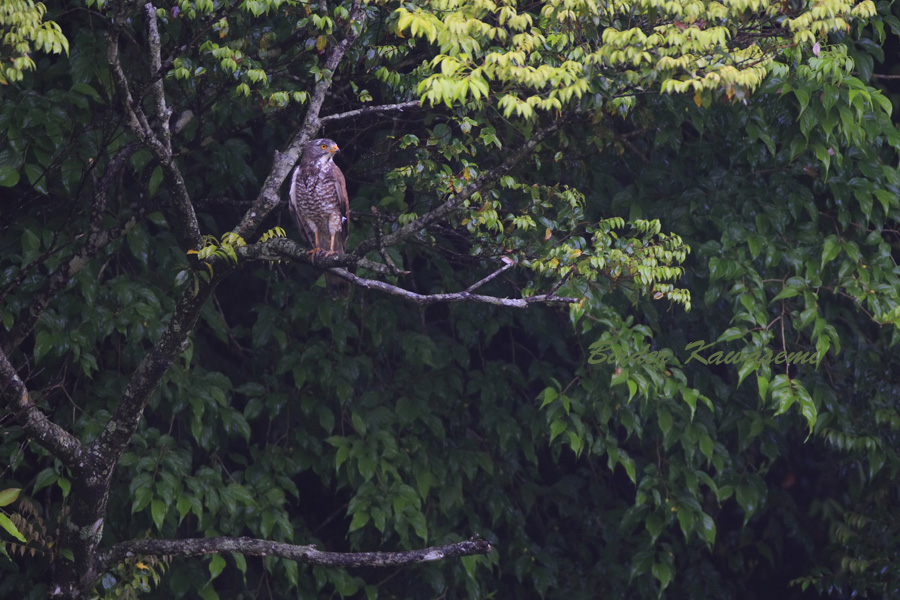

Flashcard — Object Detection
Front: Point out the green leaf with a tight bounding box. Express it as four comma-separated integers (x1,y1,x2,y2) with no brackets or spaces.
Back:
793,87,810,112
24,164,47,193
717,327,745,342
351,412,367,436
149,165,164,198
151,498,166,530
0,514,27,543
33,468,58,494
348,511,370,533
651,560,674,590
699,433,714,462
699,513,716,546
208,553,226,580
771,286,800,302
676,505,695,537
0,166,20,187
232,553,247,577
736,483,760,522
21,229,40,252
539,386,558,408
657,409,673,435
645,512,664,542
0,488,20,507
198,583,220,600
549,419,567,442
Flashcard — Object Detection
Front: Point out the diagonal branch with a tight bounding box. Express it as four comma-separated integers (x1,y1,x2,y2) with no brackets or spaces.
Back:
354,117,565,257
233,0,366,240
464,262,514,293
96,536,492,574
320,100,421,123
0,349,86,473
89,276,224,469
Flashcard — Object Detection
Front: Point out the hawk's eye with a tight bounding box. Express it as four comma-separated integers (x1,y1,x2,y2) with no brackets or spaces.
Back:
320,144,328,149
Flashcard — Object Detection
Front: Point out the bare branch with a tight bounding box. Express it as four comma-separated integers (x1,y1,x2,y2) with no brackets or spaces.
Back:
354,117,565,256
233,0,367,239
107,15,201,250
144,3,173,154
107,19,154,139
237,239,576,306
236,238,399,276
335,269,577,307
0,349,85,473
320,100,421,123
96,536,492,573
464,262,514,293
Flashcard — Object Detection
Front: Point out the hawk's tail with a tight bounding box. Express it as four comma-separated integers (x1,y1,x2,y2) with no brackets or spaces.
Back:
326,273,352,299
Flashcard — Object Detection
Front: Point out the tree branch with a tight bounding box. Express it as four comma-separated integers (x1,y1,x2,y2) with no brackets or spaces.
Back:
0,349,86,473
368,206,405,274
336,269,577,307
90,277,224,470
107,13,201,250
236,239,577,308
96,536,492,574
237,237,399,276
464,261,514,292
320,100,421,123
353,117,565,257
144,3,173,154
53,271,230,593
233,0,366,239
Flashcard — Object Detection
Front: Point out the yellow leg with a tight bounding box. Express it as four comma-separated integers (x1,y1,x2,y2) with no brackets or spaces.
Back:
306,230,322,259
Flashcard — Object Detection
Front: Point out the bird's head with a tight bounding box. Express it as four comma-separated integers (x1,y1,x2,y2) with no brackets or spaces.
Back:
306,138,340,162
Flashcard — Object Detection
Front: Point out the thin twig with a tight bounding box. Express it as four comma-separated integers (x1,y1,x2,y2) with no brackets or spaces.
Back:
369,206,404,274
464,262,514,293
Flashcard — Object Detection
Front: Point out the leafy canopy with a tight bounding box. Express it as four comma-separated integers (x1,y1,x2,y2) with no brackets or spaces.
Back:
395,0,876,116
0,0,68,85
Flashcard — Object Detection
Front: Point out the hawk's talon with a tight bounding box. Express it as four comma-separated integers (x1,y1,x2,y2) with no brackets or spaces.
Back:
307,247,337,264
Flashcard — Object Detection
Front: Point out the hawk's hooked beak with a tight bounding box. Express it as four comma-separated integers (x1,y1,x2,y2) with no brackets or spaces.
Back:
329,144,340,155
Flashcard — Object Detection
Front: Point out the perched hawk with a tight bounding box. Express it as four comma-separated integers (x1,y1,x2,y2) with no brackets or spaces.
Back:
289,138,351,298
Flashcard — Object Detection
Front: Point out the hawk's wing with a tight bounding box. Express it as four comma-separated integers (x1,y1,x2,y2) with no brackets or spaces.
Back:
330,161,350,252
288,164,315,247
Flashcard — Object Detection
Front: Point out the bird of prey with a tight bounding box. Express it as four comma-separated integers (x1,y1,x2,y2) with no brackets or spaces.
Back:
289,138,351,298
